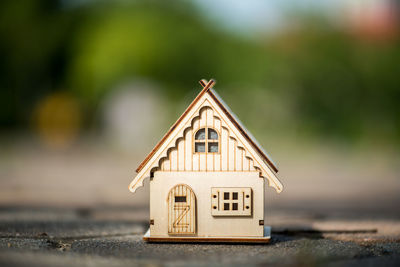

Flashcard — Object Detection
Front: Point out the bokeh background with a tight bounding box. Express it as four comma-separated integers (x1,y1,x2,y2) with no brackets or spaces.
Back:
1,0,399,219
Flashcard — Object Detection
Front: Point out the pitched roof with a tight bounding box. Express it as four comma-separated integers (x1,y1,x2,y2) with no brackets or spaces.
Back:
136,79,279,174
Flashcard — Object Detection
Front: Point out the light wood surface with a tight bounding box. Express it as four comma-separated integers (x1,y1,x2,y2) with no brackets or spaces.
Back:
129,80,283,194
130,79,283,241
150,172,264,238
143,227,271,243
167,184,196,235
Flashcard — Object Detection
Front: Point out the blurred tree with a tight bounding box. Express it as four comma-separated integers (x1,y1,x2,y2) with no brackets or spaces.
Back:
0,0,399,146
263,16,400,143
0,0,77,128
66,1,266,106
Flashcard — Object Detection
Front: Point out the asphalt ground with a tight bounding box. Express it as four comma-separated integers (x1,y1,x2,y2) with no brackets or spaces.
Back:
0,206,399,267
1,139,399,266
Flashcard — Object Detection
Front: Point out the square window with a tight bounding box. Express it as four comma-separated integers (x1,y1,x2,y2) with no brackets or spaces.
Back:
175,196,186,202
195,142,205,152
224,192,230,200
224,203,230,210
211,187,252,217
208,142,218,153
195,129,205,140
208,129,218,140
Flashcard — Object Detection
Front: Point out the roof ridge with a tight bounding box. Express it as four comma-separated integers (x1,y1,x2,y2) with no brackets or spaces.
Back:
207,89,278,173
135,79,215,173
135,79,278,174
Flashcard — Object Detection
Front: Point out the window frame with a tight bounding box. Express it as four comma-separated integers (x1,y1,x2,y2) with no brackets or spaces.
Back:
193,127,220,154
211,187,252,216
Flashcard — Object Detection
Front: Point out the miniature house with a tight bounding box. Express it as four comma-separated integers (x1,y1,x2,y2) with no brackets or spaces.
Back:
129,79,283,243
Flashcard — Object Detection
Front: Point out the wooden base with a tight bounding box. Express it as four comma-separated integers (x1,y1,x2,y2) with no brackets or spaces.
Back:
143,226,271,244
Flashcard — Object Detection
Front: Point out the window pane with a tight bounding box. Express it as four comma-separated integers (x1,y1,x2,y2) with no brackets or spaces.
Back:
208,142,218,153
208,128,218,140
175,196,186,202
195,142,205,152
195,128,205,140
211,187,252,216
232,203,238,210
224,203,230,210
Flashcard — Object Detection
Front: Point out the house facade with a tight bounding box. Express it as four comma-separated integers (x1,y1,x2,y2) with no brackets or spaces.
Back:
129,79,283,242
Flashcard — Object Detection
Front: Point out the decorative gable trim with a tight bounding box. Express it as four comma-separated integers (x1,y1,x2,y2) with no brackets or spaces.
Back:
135,80,216,173
129,80,283,193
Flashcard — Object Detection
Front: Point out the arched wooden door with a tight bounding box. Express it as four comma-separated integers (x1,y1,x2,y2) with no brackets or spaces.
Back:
167,184,196,235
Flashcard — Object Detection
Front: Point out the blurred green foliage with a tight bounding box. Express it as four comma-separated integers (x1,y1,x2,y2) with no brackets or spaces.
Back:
0,0,399,144
265,19,400,142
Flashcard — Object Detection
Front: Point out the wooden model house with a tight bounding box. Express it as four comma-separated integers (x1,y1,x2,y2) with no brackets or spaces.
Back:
129,79,283,243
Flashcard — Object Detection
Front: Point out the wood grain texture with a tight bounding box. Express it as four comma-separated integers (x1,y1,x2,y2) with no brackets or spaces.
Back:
136,79,216,173
149,172,264,238
143,236,270,243
158,106,260,173
135,79,277,174
129,79,283,194
167,184,196,235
